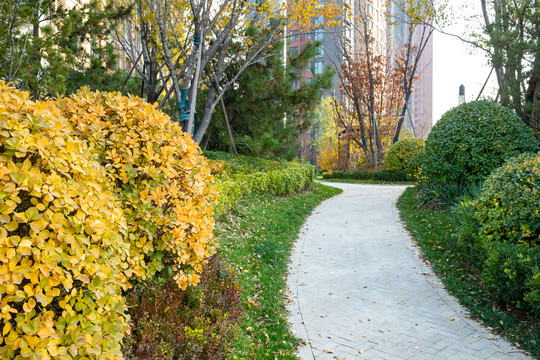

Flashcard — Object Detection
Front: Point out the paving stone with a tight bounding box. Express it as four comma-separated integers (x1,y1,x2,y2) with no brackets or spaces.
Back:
286,183,532,360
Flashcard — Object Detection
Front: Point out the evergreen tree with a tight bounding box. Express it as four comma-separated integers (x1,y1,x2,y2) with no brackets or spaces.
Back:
205,39,334,160
0,0,132,99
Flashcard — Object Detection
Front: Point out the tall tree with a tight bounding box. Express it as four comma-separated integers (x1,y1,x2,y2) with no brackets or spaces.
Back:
206,39,334,160
479,0,540,133
111,0,341,144
0,0,130,98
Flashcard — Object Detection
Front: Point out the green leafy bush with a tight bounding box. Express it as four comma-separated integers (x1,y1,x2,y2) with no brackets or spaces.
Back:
207,152,314,216
406,148,425,181
420,101,538,185
474,153,539,246
122,254,242,360
385,138,425,172
461,153,540,314
322,169,410,182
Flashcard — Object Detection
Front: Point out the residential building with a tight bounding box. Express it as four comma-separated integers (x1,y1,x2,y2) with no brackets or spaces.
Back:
387,0,434,139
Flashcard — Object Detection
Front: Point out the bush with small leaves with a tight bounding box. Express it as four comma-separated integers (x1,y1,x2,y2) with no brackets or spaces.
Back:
0,82,131,359
61,88,217,289
420,101,538,185
385,138,425,172
467,153,540,313
206,152,314,216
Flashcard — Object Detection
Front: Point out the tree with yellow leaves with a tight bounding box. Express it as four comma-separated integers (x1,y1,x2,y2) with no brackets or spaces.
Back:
111,0,341,144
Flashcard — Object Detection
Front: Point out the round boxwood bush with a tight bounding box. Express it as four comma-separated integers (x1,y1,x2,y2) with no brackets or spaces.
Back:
473,152,540,313
474,152,539,246
421,101,538,184
385,137,425,172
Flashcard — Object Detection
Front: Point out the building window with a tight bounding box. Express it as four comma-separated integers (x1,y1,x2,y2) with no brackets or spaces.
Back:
307,78,313,84
368,4,373,15
291,30,298,41
313,61,324,75
307,61,313,72
290,46,299,57
314,28,323,41
292,80,299,89
315,45,324,58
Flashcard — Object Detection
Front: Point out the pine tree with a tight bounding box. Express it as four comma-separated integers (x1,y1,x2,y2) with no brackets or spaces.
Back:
205,39,334,160
0,0,132,98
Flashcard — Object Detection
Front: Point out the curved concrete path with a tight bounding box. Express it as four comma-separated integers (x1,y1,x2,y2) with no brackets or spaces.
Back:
287,182,532,360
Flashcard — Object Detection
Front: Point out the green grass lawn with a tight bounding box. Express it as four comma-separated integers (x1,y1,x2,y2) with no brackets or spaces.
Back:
216,183,342,359
397,187,539,359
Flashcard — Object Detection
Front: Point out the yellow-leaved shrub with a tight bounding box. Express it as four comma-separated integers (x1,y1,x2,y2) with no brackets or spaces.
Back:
61,88,217,289
0,82,131,359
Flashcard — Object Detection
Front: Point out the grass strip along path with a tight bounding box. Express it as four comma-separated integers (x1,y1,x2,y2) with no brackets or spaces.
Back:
397,187,540,359
215,183,342,359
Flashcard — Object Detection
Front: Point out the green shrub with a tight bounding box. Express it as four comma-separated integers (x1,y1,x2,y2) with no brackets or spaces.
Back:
474,153,539,246
420,101,538,185
469,153,540,314
482,243,539,314
208,152,314,216
406,148,425,181
385,138,425,172
322,169,410,182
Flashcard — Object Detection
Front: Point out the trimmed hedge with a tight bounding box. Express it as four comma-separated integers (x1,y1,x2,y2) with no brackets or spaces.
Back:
420,101,538,185
385,138,425,172
322,169,410,182
206,152,314,216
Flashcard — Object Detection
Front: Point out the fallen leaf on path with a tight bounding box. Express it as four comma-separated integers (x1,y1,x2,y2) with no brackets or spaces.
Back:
358,349,365,354
323,349,334,354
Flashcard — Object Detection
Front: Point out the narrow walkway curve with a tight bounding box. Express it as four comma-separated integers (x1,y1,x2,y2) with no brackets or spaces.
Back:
286,182,532,360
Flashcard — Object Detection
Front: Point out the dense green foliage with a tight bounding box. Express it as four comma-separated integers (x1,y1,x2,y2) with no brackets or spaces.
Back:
458,153,540,314
206,40,334,160
206,151,314,215
322,169,410,182
217,183,342,359
474,153,539,246
385,137,425,172
0,0,134,98
398,188,540,358
420,101,538,185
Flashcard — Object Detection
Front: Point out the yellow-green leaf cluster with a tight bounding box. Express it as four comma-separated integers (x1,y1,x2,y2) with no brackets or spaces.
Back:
61,88,217,290
0,82,131,359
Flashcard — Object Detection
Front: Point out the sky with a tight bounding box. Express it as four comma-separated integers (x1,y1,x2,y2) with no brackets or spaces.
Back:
432,0,498,123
